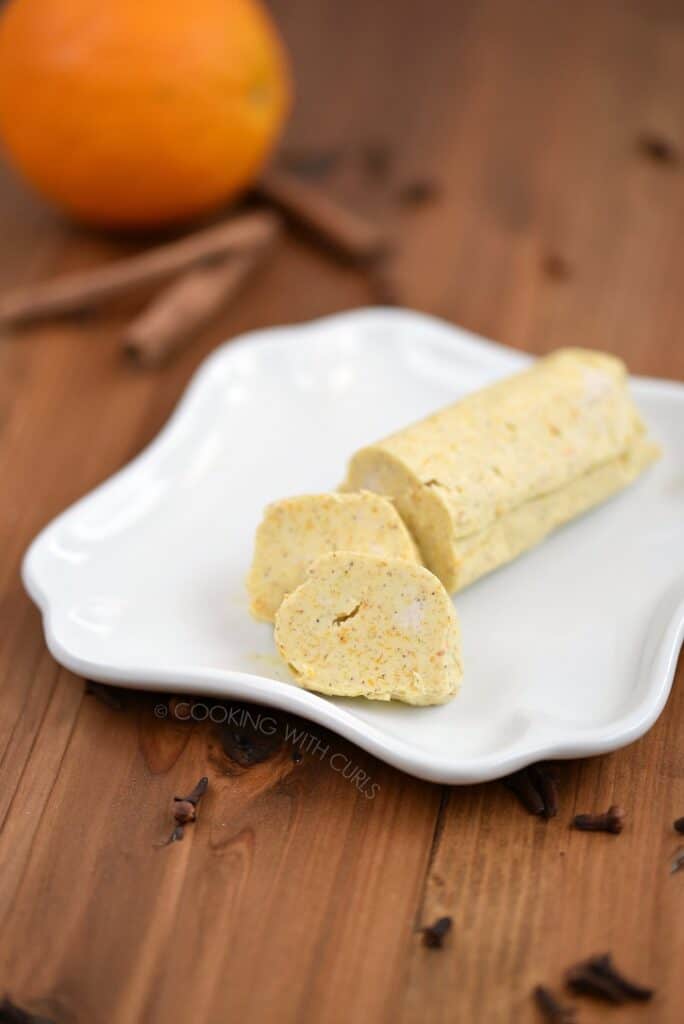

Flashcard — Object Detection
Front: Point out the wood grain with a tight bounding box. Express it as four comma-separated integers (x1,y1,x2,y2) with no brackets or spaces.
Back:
0,1,683,1022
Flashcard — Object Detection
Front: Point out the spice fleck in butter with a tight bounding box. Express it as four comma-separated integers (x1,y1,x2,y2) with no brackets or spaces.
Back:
274,552,462,705
343,348,659,591
247,491,419,622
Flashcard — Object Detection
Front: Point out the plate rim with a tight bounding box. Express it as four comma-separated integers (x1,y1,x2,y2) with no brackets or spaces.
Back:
21,307,684,784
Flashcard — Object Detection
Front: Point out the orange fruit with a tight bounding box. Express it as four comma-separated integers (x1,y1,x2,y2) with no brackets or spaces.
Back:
0,0,291,228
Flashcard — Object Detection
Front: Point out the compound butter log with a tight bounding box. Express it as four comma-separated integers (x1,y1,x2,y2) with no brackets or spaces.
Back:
343,348,660,592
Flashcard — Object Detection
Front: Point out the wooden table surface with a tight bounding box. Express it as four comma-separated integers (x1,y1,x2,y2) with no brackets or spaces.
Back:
1,2,683,1021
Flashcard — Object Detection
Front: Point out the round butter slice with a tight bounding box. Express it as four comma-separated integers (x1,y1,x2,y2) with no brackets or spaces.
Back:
274,552,462,705
247,492,420,622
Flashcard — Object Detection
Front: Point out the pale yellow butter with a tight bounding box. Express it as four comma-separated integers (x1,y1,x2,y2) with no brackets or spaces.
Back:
274,552,462,705
247,491,420,622
343,348,659,591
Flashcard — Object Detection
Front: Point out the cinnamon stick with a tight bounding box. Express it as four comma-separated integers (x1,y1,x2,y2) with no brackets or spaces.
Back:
257,167,387,264
123,225,279,368
0,210,279,327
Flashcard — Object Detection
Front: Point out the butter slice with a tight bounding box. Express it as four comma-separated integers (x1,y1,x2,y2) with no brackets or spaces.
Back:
247,492,420,622
343,348,659,591
274,552,462,705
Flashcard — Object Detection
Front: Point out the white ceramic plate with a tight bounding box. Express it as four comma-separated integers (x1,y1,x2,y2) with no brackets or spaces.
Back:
23,309,684,783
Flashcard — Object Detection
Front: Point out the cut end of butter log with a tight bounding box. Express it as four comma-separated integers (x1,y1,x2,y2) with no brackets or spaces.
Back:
274,552,462,705
247,491,420,622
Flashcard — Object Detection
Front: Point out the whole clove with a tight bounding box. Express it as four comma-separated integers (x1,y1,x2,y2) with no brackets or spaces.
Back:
566,967,625,1003
503,764,558,818
0,998,55,1024
529,764,559,818
637,133,679,166
172,800,197,825
174,777,208,811
159,776,208,845
565,954,653,1004
421,916,452,949
533,985,576,1022
673,816,684,834
586,954,653,1001
84,679,124,711
504,768,545,815
670,846,684,874
572,805,625,834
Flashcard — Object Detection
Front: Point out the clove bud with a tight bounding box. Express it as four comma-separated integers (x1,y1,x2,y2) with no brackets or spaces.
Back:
572,805,625,834
421,916,452,949
173,800,196,825
158,776,208,846
533,985,576,1022
503,764,559,819
670,847,684,875
565,954,653,1003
